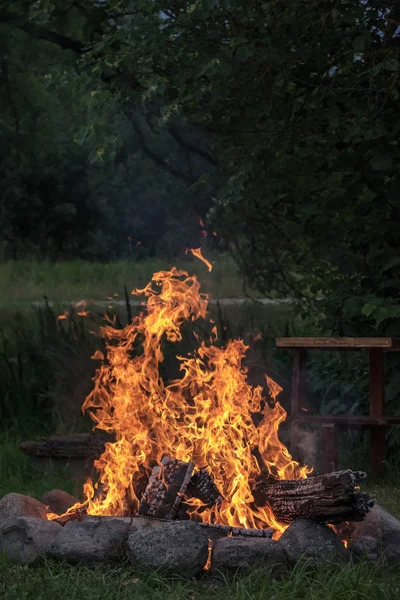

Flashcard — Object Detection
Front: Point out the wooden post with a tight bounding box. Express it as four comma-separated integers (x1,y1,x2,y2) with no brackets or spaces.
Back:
291,349,308,416
321,424,338,473
369,349,386,476
291,349,308,462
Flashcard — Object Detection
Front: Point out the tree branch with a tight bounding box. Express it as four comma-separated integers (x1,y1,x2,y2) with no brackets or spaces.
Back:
167,125,218,167
128,112,195,185
0,16,85,53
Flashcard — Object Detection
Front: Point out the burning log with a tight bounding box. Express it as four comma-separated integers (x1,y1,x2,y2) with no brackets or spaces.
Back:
186,469,223,507
199,522,273,540
252,469,374,524
138,456,194,519
51,506,87,526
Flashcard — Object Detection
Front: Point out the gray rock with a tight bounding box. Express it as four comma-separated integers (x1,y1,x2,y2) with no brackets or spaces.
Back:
351,535,380,562
350,504,400,564
127,520,209,578
41,490,79,516
0,517,61,564
0,493,48,529
49,516,131,564
279,519,350,565
211,537,287,575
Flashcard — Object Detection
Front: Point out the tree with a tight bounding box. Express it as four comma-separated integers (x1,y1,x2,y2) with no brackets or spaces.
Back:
0,2,220,259
2,0,400,330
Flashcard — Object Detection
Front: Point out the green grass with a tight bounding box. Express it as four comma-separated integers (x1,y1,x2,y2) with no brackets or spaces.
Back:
2,558,400,600
0,254,267,304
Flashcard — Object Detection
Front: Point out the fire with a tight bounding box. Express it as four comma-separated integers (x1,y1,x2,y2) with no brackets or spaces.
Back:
75,300,90,318
49,252,310,534
186,247,213,272
57,311,69,321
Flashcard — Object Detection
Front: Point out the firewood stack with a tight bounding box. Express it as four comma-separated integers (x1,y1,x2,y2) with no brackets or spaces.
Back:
52,453,374,533
133,456,373,528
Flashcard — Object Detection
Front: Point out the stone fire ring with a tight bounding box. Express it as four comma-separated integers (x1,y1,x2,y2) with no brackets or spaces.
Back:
1,492,400,576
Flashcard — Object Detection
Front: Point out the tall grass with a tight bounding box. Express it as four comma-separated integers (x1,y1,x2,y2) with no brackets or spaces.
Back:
0,297,295,438
0,254,267,303
0,302,101,436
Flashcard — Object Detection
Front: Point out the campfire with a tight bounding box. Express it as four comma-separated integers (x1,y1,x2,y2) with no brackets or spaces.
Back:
46,250,372,537
2,250,383,574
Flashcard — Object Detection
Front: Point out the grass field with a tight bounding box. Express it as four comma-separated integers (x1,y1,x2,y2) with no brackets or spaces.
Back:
1,437,400,599
0,254,267,304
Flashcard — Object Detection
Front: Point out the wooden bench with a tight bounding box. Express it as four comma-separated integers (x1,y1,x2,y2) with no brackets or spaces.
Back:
275,338,400,476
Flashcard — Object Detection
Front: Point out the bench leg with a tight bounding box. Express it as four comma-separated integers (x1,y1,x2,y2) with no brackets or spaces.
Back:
369,349,386,477
290,349,308,464
290,421,301,462
321,424,338,473
370,427,386,477
292,349,308,416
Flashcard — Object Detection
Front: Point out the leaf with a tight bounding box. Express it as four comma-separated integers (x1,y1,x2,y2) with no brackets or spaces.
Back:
361,303,376,317
383,257,400,272
375,305,400,325
73,128,88,147
352,36,365,52
235,48,254,61
369,154,393,171
383,58,399,72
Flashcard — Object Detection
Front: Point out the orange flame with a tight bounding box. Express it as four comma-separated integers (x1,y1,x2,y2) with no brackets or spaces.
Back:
57,311,69,321
186,248,213,272
55,263,311,535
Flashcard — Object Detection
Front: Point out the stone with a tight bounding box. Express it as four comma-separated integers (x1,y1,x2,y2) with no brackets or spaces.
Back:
0,493,48,529
351,535,380,562
199,522,273,542
127,520,209,578
0,517,61,564
48,516,131,564
350,504,400,564
279,518,350,565
211,537,287,575
41,489,79,516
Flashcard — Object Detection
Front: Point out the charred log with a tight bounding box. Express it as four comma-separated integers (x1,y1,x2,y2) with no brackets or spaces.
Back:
138,456,194,519
20,434,112,458
199,522,273,541
186,469,223,507
252,469,373,524
51,506,87,526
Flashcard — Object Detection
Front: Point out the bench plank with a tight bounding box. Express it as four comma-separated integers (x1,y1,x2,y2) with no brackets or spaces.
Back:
276,337,400,350
290,415,400,426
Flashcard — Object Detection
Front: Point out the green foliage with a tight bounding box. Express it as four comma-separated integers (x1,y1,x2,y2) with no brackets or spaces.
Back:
0,3,218,260
5,0,397,326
